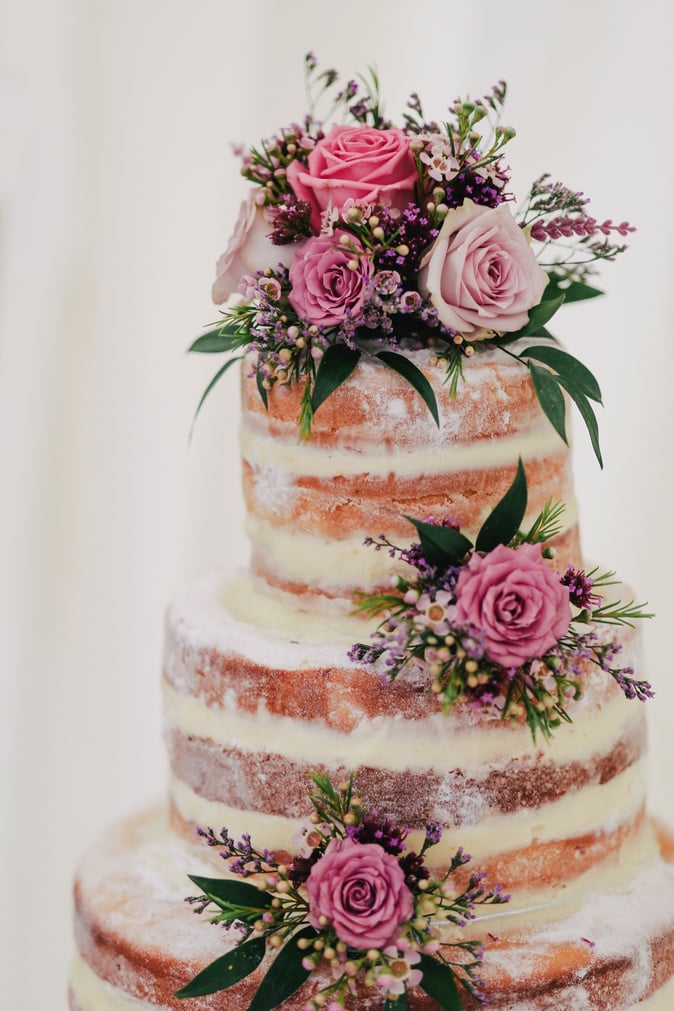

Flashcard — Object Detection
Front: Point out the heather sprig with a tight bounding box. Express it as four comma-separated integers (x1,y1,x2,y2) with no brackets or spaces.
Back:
177,774,508,1009
518,172,635,284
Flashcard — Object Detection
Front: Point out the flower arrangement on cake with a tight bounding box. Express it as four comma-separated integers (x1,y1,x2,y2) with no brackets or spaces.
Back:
192,52,633,461
177,774,509,1010
349,460,653,741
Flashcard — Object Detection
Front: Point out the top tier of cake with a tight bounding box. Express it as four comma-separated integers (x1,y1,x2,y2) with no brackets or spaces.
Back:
241,344,580,613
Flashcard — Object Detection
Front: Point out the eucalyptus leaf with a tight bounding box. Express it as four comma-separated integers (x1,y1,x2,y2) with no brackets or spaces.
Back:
175,935,266,998
247,925,317,1011
406,517,473,567
521,294,565,334
256,369,268,410
521,345,602,403
376,350,439,426
545,273,603,304
557,375,604,468
475,458,528,552
528,363,567,446
528,326,556,341
188,875,272,912
189,325,250,353
191,356,243,433
417,954,461,1011
493,295,565,347
311,344,361,414
384,992,409,1010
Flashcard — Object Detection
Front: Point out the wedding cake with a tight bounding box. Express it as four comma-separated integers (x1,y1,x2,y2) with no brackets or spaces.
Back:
69,57,674,1011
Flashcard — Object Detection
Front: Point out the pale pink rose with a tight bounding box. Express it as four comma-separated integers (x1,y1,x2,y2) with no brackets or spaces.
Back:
288,233,373,327
286,125,417,233
306,837,413,950
453,543,571,668
418,199,548,335
212,191,303,304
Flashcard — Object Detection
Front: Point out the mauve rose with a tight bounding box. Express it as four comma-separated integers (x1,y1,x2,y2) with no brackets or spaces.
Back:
212,192,303,304
288,233,372,326
453,542,571,668
306,837,413,950
418,199,548,335
286,125,417,233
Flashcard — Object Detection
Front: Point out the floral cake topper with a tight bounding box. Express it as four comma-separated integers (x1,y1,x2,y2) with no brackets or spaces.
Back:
192,53,633,460
177,774,508,1010
350,460,653,741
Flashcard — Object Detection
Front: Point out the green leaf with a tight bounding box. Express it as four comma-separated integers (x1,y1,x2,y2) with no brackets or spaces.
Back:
528,326,556,341
545,273,604,304
189,324,249,353
521,345,602,403
384,992,409,1010
175,935,265,998
556,375,604,468
528,363,567,446
311,344,361,414
188,875,272,912
406,517,473,567
475,457,528,552
492,295,565,346
376,350,439,426
256,369,268,410
417,954,461,1011
191,356,243,433
247,926,317,1011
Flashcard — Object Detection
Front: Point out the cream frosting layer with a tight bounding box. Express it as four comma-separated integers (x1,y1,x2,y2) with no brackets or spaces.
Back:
162,676,643,774
245,508,578,594
68,948,674,1011
240,410,571,479
169,759,646,866
70,956,161,1011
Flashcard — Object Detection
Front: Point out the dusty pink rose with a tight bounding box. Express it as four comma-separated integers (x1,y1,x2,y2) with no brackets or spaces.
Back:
306,837,413,950
286,125,417,232
288,233,373,326
418,199,548,335
212,191,303,304
453,542,571,668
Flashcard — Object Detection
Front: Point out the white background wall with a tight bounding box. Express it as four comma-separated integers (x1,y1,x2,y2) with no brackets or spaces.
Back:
1,1,673,1007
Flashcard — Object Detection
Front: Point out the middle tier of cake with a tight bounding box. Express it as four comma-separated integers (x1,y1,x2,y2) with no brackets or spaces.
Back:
163,570,648,913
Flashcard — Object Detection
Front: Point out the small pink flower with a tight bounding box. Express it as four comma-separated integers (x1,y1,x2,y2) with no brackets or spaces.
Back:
418,199,548,335
453,543,571,668
414,590,454,634
288,234,373,327
287,125,417,233
306,838,413,951
376,948,423,996
212,192,303,304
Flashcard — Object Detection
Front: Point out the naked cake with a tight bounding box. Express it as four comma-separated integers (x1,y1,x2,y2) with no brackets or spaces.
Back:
70,56,674,1011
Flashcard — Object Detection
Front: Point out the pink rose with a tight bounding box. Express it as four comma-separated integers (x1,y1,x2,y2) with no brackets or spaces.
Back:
286,125,417,233
212,191,303,304
306,837,413,950
288,233,373,326
453,542,571,668
418,199,548,335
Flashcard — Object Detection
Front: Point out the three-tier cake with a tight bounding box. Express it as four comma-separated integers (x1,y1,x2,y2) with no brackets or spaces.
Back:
70,58,674,1010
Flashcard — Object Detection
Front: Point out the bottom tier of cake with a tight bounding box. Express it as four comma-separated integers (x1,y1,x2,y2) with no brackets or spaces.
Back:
70,809,674,1011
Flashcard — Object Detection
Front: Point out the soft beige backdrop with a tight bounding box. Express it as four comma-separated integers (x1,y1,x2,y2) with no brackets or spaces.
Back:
2,1,673,1007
